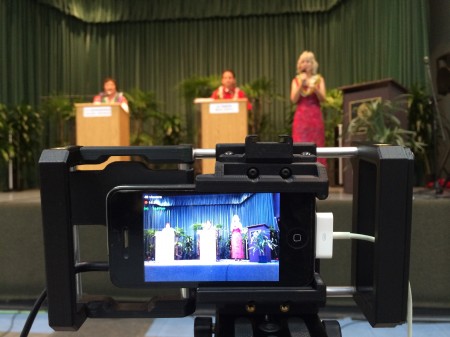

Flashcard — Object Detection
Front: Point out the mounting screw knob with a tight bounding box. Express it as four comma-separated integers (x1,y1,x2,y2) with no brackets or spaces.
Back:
247,167,259,179
279,167,292,179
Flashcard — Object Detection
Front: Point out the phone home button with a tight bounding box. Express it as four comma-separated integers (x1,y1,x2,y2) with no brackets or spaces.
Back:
287,228,308,249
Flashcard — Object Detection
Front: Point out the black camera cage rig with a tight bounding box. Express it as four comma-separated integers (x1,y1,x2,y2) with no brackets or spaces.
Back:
39,135,413,336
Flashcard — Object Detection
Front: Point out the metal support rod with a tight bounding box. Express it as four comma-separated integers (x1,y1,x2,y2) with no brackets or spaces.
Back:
326,286,356,297
193,148,216,158
193,147,359,159
317,147,358,158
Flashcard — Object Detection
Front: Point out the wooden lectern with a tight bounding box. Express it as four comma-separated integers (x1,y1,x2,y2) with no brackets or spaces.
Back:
339,78,407,192
194,98,248,173
75,103,130,170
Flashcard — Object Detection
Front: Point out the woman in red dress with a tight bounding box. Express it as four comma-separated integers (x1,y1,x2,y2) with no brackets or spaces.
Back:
230,214,244,260
290,51,327,166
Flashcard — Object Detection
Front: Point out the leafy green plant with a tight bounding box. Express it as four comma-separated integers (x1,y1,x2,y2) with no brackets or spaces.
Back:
321,89,344,147
178,75,221,143
348,96,425,153
241,77,281,136
0,104,11,163
174,227,185,259
182,235,195,259
125,89,160,145
0,104,43,190
144,229,156,260
178,75,221,100
40,95,76,147
192,223,203,231
125,88,184,146
407,85,434,179
0,104,11,190
248,230,277,256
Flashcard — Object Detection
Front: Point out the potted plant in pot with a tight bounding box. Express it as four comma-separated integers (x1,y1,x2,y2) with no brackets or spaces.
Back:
248,229,277,263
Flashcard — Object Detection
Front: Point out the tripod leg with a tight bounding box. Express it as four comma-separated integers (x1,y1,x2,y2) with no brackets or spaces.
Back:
322,320,342,337
234,317,253,337
287,317,310,337
194,317,213,337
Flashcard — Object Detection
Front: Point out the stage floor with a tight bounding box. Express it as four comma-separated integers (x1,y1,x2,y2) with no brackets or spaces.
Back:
144,258,279,282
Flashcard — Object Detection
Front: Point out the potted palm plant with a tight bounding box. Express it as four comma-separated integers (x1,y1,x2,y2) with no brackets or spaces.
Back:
248,230,277,263
144,229,156,261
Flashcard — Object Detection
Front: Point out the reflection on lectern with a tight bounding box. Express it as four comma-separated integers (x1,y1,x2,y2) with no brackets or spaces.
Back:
155,228,175,263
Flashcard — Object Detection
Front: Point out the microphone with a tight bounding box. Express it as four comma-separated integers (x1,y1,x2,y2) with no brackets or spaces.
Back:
424,56,429,65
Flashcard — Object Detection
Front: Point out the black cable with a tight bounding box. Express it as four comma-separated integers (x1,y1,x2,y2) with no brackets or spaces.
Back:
19,288,47,337
19,262,109,337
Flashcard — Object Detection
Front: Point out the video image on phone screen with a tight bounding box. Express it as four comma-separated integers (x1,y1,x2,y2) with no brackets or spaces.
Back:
143,192,280,283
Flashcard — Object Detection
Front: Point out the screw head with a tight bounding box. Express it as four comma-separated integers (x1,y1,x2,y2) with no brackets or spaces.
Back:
247,167,259,179
279,167,292,179
246,303,256,313
280,304,290,313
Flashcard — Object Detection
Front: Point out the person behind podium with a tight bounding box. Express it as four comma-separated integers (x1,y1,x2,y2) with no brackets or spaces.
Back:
290,51,326,166
162,222,175,233
211,69,252,110
93,77,129,113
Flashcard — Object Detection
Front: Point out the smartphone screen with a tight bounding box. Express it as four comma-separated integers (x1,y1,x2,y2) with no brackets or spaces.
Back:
108,187,315,288
142,192,280,283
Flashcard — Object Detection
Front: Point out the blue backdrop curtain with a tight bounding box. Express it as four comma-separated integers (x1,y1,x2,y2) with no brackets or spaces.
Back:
144,193,279,240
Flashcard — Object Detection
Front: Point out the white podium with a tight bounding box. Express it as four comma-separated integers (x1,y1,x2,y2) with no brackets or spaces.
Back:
198,230,217,262
155,230,175,263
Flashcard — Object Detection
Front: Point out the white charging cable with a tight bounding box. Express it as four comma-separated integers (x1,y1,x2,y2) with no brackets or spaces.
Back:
333,231,413,337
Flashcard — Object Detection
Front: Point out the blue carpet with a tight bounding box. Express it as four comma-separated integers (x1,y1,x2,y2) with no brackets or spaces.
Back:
0,311,53,334
338,317,450,337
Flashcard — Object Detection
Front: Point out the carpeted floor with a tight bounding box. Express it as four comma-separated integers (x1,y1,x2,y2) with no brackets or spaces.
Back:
1,309,450,337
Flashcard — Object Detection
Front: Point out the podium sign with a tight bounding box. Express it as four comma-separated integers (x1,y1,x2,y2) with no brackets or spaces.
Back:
194,98,248,173
209,102,240,114
75,103,130,170
82,106,113,118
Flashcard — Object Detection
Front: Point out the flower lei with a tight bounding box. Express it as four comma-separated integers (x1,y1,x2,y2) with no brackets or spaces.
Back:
218,86,240,99
298,74,321,97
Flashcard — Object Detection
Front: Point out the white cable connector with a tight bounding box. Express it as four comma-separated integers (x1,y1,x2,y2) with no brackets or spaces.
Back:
333,232,375,243
315,212,334,258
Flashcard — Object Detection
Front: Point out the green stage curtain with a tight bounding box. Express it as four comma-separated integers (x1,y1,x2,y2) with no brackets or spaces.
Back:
37,0,343,22
1,0,429,141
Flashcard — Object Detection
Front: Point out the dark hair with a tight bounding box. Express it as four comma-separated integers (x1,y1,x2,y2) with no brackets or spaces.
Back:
103,77,117,86
222,69,236,78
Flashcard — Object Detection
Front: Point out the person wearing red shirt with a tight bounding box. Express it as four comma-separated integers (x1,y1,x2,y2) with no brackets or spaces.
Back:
93,77,129,113
211,69,252,110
